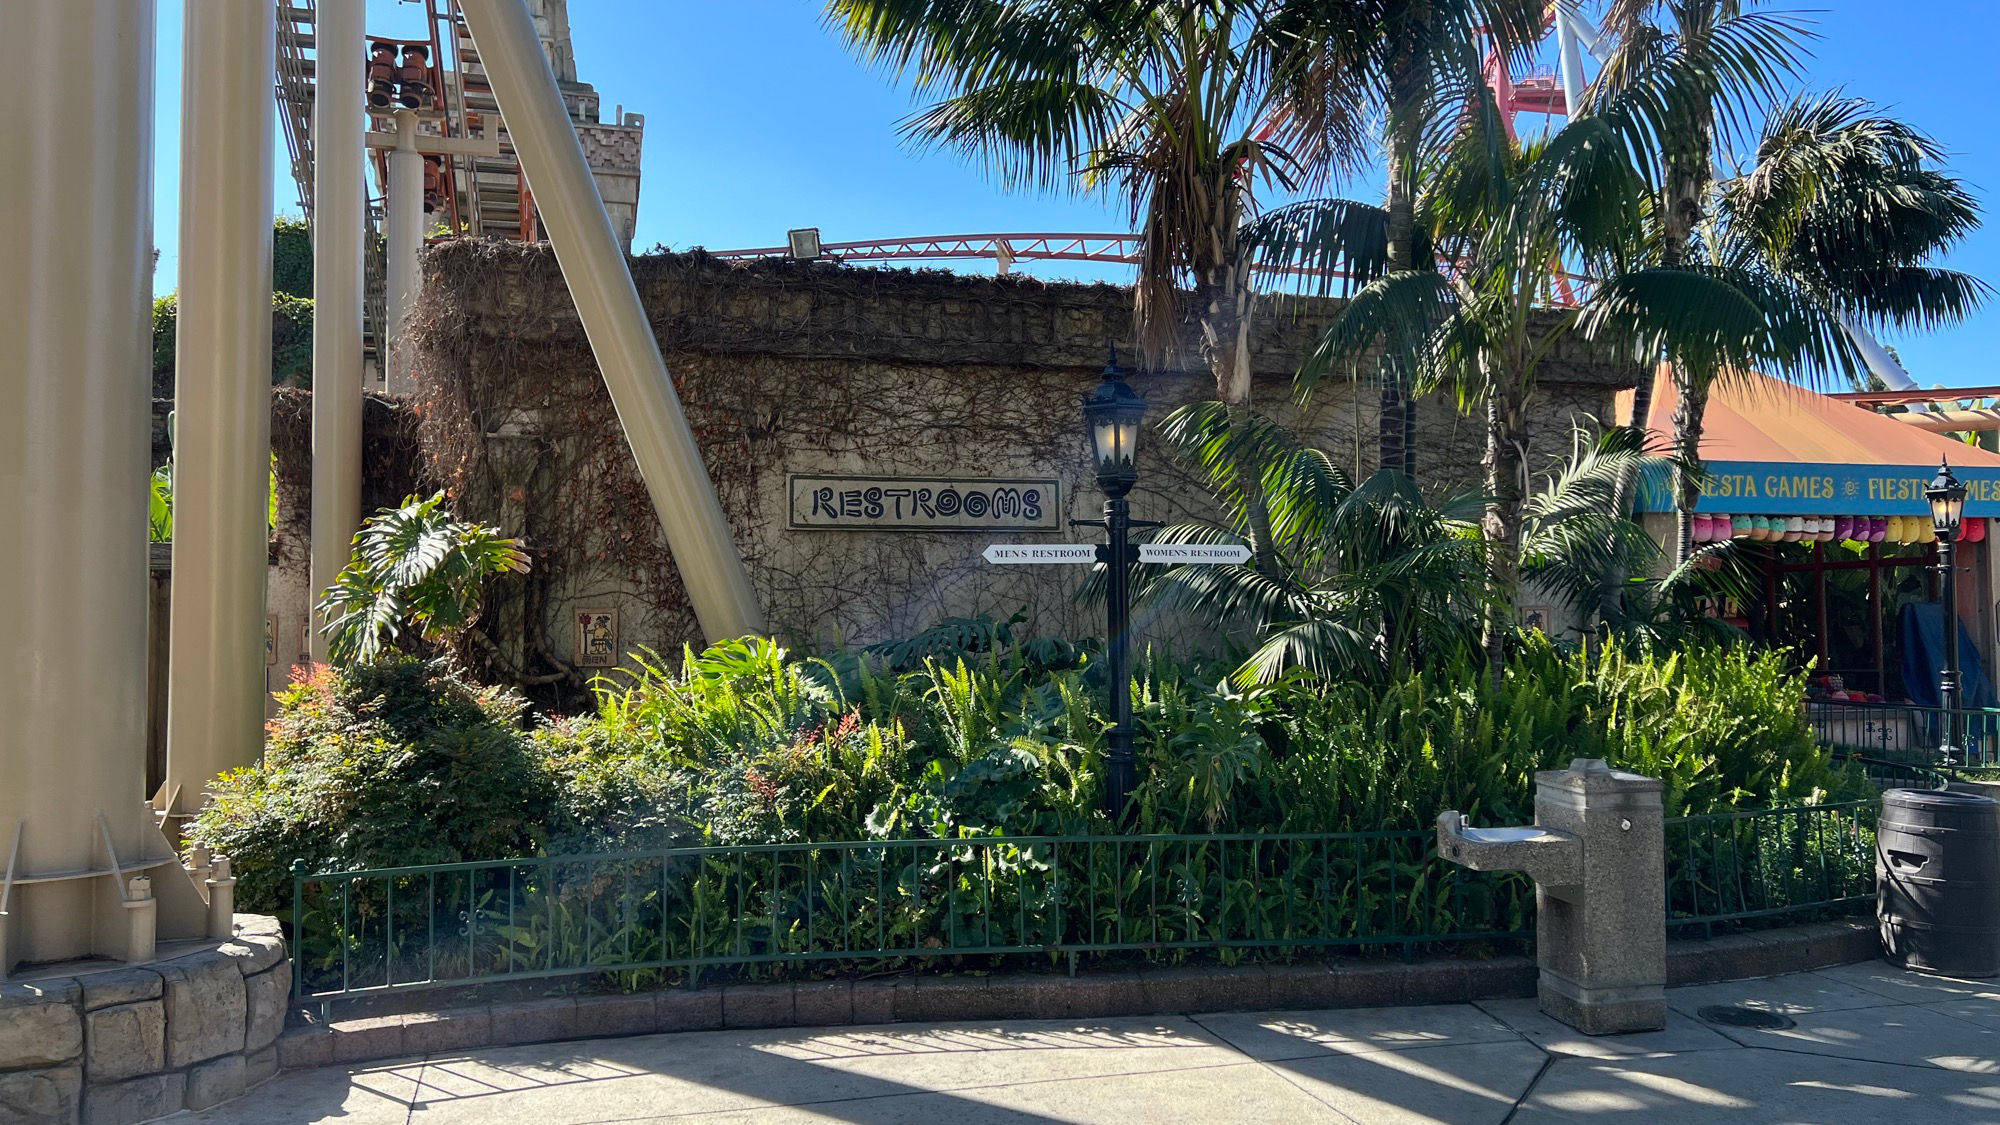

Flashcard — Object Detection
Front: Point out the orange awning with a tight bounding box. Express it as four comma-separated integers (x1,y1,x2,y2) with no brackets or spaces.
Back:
1619,366,2000,516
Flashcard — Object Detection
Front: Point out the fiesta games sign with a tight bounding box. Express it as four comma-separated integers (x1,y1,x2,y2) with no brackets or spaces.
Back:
1637,460,2000,516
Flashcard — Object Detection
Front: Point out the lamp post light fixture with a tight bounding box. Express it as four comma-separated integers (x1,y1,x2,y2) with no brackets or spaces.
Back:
1927,456,1969,766
1079,346,1157,822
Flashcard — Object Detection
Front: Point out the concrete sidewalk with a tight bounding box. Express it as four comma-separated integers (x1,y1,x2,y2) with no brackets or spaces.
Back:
174,960,2000,1123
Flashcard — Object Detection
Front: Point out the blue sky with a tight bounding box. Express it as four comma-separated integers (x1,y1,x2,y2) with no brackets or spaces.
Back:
151,0,2000,387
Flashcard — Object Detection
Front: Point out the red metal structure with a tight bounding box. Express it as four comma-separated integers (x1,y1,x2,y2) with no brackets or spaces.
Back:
711,6,1598,304
712,232,1141,270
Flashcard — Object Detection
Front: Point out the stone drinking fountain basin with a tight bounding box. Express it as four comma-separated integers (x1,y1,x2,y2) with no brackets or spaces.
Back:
1435,815,1583,890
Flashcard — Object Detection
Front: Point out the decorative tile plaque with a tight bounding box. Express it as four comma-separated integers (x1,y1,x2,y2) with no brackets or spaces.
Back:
575,607,619,668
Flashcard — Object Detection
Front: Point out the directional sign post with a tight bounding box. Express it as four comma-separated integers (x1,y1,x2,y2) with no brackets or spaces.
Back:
1137,543,1253,565
982,544,1099,564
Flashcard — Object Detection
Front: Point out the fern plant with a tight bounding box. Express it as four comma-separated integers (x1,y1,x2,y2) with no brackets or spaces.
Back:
317,492,529,665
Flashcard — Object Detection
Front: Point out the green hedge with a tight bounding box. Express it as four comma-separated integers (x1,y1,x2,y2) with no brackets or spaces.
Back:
192,632,1865,917
151,291,313,397
151,215,315,398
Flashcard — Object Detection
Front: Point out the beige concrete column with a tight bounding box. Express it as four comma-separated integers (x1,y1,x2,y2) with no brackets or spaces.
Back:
310,0,367,661
163,0,277,824
385,111,425,395
459,0,765,640
0,0,204,973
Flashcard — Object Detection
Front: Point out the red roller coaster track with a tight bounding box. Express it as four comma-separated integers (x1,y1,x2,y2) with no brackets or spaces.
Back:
706,229,1592,305
710,232,1142,269
709,9,1594,303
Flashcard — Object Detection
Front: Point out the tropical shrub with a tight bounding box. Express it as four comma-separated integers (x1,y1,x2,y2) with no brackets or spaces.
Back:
148,465,174,543
189,658,559,912
1135,409,1715,686
317,492,529,665
218,617,1864,931
263,626,1866,991
150,290,315,397
230,613,1884,998
145,451,281,544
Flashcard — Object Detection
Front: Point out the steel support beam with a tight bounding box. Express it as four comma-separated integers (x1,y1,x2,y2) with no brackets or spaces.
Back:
162,0,277,824
458,0,765,640
310,0,367,660
0,0,205,973
385,110,425,395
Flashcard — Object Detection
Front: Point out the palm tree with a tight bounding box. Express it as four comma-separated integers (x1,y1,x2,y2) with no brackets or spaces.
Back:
1592,2,1802,256
1260,0,1543,475
1136,403,1669,686
1709,89,1988,433
1727,96,1982,320
825,0,1380,573
1298,47,1864,681
1587,6,1983,560
1638,91,1987,556
1142,399,1485,684
1585,1,1807,535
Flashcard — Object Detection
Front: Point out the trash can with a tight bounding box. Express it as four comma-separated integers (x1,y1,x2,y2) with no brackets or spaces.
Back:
1879,788,2000,977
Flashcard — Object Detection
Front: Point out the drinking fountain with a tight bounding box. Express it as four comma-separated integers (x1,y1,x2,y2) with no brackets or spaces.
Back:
1438,758,1666,1034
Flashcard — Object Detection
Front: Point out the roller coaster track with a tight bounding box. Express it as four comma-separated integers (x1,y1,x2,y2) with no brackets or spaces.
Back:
709,6,1605,304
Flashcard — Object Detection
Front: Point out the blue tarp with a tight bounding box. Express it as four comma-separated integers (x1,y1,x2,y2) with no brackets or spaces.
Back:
1898,602,1996,709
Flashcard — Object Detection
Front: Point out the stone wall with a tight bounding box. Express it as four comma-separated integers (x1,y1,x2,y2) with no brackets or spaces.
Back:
578,121,643,251
364,242,1640,691
0,917,289,1125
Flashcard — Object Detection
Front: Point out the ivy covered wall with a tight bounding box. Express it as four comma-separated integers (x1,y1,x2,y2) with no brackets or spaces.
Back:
384,241,1639,703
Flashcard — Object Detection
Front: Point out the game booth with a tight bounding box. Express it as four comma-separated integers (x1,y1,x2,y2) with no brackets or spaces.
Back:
1627,367,2000,761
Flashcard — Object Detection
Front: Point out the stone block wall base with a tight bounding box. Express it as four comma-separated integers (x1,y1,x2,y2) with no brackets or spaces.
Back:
81,1072,182,1125
0,1066,81,1124
0,914,288,1125
1537,975,1667,1036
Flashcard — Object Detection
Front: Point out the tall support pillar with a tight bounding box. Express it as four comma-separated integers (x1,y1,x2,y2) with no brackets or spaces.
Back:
310,0,367,659
385,110,425,395
162,0,277,826
459,0,765,640
0,0,205,973
1553,7,1590,119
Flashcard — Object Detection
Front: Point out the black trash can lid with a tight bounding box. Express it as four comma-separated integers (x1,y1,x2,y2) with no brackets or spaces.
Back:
1885,788,2000,809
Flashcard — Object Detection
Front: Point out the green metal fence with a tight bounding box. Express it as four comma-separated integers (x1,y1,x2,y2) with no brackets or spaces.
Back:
1808,700,2000,768
1665,799,1877,937
290,830,1534,1004
289,802,1884,1005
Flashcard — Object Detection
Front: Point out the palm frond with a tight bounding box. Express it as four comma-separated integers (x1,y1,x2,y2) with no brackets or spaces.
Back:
1230,617,1375,688
1720,89,1989,330
1578,262,1864,388
901,79,1127,192
1238,197,1400,296
1296,270,1461,398
1585,8,1815,175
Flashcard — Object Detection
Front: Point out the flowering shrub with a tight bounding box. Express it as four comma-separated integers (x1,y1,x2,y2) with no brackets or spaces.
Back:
189,659,558,912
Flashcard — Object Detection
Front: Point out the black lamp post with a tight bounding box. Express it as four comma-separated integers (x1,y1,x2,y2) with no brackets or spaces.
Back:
1079,347,1155,823
1927,456,1969,766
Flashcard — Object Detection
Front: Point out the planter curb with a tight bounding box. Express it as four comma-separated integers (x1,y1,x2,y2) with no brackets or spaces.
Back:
279,917,1878,1070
